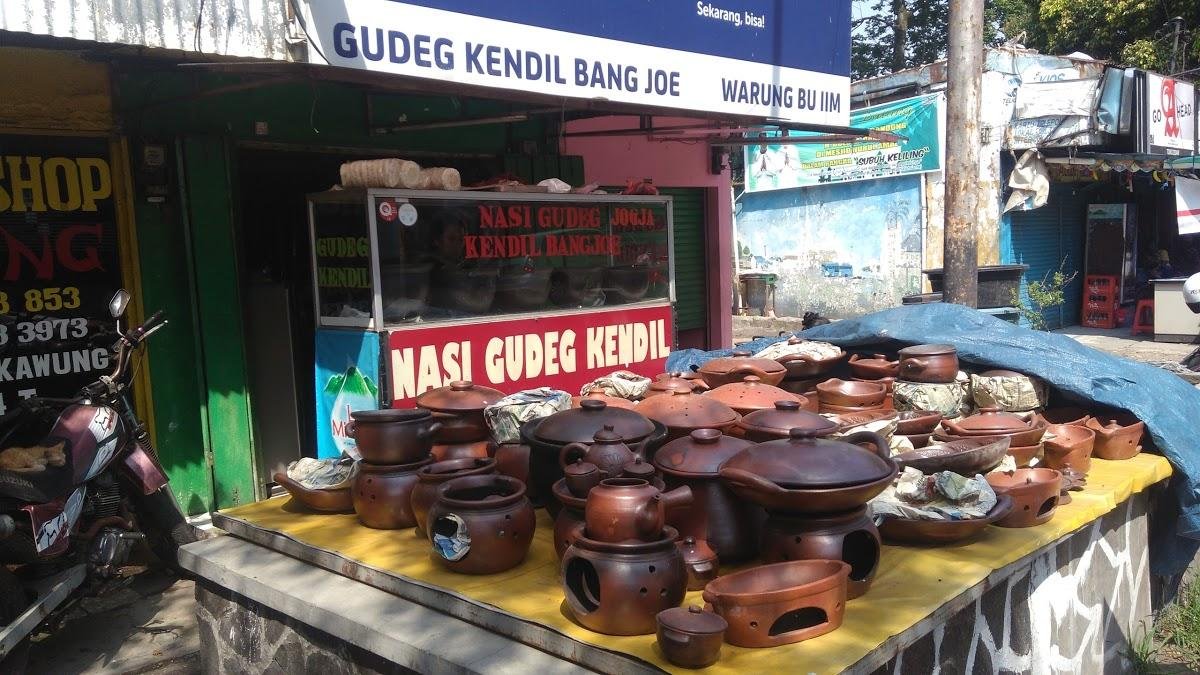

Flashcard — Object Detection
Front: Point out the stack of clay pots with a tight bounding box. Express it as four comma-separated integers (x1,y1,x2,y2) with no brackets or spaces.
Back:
415,380,505,461
349,408,441,529
847,353,898,409
560,478,693,635
426,474,536,574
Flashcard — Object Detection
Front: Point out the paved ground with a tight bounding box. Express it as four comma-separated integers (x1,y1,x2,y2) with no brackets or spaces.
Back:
1053,325,1198,364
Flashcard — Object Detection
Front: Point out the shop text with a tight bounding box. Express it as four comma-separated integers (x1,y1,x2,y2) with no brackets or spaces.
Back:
696,2,766,29
0,156,112,213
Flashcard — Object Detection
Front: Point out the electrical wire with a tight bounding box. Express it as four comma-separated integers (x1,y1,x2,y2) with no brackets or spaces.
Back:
288,0,331,65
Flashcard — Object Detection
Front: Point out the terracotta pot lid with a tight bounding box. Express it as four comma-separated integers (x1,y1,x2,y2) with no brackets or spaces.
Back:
738,400,838,437
697,351,786,377
563,459,599,478
637,388,739,429
349,408,431,423
533,400,655,445
950,407,1032,433
705,375,805,411
723,428,894,489
898,344,957,357
647,373,702,395
653,428,752,477
416,381,505,413
622,457,656,480
657,605,727,636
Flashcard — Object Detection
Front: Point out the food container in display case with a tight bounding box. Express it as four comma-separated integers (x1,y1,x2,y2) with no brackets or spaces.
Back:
307,189,677,452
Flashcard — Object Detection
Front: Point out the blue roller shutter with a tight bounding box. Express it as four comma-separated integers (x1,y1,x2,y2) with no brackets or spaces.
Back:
1009,184,1087,329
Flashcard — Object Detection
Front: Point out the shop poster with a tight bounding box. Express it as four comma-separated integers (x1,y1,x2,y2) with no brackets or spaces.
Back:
0,136,124,413
745,93,943,192
1144,73,1197,157
315,329,381,459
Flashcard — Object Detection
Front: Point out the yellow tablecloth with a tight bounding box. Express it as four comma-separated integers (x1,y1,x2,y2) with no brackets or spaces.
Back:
221,454,1171,673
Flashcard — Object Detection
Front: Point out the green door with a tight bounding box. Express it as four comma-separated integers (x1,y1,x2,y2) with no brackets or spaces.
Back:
659,188,708,342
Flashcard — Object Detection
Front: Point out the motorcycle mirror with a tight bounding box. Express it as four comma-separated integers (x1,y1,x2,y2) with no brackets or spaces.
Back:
109,289,131,318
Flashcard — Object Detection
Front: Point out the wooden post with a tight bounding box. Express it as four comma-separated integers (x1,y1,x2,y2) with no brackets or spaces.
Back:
942,0,984,307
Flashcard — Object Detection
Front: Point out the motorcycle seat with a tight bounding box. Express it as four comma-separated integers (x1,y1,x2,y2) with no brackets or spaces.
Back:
0,464,72,505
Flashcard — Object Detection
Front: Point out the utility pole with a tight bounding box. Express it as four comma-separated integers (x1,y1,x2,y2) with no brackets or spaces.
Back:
942,0,984,307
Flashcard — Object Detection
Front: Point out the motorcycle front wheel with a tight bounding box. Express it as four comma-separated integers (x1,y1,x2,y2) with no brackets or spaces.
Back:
130,486,199,574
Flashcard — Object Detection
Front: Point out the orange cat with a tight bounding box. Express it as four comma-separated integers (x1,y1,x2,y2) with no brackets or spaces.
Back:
0,442,66,473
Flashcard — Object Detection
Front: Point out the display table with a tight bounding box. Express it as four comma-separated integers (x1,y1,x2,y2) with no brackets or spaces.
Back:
182,454,1171,674
1152,278,1200,342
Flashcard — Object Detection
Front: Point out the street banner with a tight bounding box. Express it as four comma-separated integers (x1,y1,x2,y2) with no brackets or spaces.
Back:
1178,176,1200,236
745,93,943,192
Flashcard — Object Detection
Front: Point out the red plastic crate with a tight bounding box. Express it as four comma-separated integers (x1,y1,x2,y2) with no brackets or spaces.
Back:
1081,276,1119,327
1081,309,1117,329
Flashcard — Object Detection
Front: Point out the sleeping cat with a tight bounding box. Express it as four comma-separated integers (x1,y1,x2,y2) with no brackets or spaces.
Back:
0,442,66,473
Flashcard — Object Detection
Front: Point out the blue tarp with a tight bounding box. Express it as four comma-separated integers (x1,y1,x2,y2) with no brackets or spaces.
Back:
668,303,1200,575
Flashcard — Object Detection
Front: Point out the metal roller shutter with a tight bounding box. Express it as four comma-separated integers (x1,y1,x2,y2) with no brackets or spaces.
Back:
657,188,708,336
1009,184,1087,329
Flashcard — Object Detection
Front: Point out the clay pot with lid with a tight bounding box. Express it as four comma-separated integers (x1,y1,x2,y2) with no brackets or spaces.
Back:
1043,424,1095,474
678,536,719,591
621,456,657,482
897,344,959,384
697,351,787,388
572,387,637,410
645,372,707,398
848,353,899,380
416,381,505,444
1085,416,1145,460
656,605,727,668
816,378,887,408
585,478,692,543
410,457,497,536
352,456,434,529
654,428,762,563
705,375,809,416
558,424,650,482
986,468,1062,528
348,408,442,465
941,407,1035,436
719,429,897,514
636,388,741,441
427,474,535,574
736,400,840,442
702,560,850,648
774,338,849,379
563,459,603,497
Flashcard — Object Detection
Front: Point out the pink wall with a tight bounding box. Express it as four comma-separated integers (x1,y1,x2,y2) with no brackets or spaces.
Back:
563,116,733,350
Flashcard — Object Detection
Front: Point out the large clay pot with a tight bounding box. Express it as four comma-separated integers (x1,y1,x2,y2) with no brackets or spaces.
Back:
561,524,687,636
584,478,692,543
736,400,839,443
701,560,850,648
704,375,808,416
348,409,442,465
896,344,958,384
760,506,880,599
427,475,536,574
559,425,648,482
848,353,899,380
986,468,1062,528
696,352,787,388
410,457,497,537
636,388,740,441
415,381,505,445
653,429,762,563
1043,424,1095,474
352,457,433,529
656,606,727,668
1085,416,1145,460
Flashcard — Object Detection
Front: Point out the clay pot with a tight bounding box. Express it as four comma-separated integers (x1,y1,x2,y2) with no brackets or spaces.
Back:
986,468,1062,528
879,495,1014,545
644,372,708,398
656,605,727,668
678,536,719,591
815,378,887,408
621,457,657,482
636,388,740,441
848,353,899,380
702,560,850,648
273,472,353,513
561,524,687,636
416,381,505,444
760,506,880,598
1040,407,1094,426
493,443,531,487
736,400,839,442
563,459,603,497
654,429,762,563
430,440,491,462
893,436,1010,475
704,375,808,416
427,475,535,574
552,478,587,560
696,352,787,388
352,457,433,529
348,409,442,465
897,344,959,384
559,424,649,482
572,388,637,410
774,339,849,379
941,407,1035,436
1043,424,1095,474
853,375,896,392
410,457,497,536
1085,416,1145,460
585,478,692,543
894,410,943,436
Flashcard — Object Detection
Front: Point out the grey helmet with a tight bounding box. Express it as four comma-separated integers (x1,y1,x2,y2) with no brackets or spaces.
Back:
1185,273,1200,314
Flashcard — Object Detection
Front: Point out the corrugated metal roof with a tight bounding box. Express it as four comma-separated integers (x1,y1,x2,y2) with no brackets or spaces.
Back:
0,0,291,60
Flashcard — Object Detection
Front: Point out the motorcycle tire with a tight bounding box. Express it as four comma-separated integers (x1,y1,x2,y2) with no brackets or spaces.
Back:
0,567,31,672
131,486,198,575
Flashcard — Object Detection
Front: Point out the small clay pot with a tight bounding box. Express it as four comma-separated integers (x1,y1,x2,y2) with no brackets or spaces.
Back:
552,479,587,560
352,457,433,530
1085,416,1145,460
697,352,787,388
564,459,603,497
427,475,536,574
644,373,707,399
702,560,850,648
348,409,442,465
986,468,1062,528
585,478,692,543
941,408,1035,436
621,457,657,482
848,353,899,380
897,344,959,384
1043,424,1095,474
894,410,943,436
410,457,496,536
1040,407,1094,426
815,378,887,408
430,440,491,462
1008,442,1043,468
656,605,727,668
678,536,719,591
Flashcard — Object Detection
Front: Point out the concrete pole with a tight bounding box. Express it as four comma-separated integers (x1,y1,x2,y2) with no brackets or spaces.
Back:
942,0,984,307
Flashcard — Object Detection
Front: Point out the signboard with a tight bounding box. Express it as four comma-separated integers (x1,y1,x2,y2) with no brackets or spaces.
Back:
0,136,124,414
314,329,381,459
744,93,943,192
385,304,671,407
1144,72,1197,156
297,0,851,125
310,199,375,327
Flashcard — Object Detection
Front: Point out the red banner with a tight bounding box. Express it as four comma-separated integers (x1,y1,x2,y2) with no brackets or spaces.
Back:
386,304,672,406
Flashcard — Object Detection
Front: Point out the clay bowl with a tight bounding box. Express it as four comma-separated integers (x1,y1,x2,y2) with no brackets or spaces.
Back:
894,410,943,436
1043,424,1095,474
273,472,353,513
1039,406,1094,426
848,353,899,380
1007,443,1042,468
1085,416,1146,461
819,401,886,415
830,410,897,431
701,560,850,648
892,436,1010,476
878,495,1014,545
898,432,933,449
934,419,1047,448
986,468,1062,528
815,378,887,408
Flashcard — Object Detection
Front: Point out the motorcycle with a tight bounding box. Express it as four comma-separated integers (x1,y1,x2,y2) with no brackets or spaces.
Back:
0,290,197,669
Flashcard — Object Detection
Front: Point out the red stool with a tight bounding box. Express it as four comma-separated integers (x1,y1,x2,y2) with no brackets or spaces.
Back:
1132,299,1154,336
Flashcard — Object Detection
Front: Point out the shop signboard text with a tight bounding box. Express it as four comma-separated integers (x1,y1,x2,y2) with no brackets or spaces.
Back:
1143,72,1197,157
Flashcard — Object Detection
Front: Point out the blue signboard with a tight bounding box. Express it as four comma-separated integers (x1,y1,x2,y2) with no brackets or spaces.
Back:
315,329,382,459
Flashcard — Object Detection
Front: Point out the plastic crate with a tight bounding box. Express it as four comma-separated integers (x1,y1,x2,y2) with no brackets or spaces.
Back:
1081,308,1117,329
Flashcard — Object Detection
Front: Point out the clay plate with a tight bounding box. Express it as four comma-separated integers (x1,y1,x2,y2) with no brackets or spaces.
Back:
892,436,1010,475
879,495,1014,545
894,410,943,435
274,472,353,513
